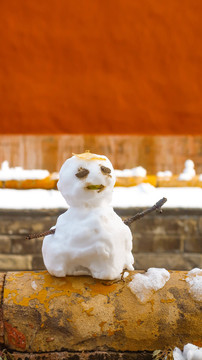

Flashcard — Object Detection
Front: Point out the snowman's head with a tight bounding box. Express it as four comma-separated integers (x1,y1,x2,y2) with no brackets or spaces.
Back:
57,152,116,207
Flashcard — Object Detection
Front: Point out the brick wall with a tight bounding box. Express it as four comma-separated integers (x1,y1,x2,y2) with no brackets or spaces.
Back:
0,208,201,271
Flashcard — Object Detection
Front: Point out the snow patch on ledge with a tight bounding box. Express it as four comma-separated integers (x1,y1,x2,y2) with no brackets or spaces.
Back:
173,343,202,360
128,268,170,303
186,268,202,302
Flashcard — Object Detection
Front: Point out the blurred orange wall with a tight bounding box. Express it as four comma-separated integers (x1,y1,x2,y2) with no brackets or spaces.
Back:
0,0,202,135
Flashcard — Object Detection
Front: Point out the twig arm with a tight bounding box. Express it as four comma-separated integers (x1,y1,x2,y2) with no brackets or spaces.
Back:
26,228,55,240
124,197,167,226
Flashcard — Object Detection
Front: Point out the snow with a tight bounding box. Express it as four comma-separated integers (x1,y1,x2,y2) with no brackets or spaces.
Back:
186,268,202,301
178,160,196,181
0,161,49,181
0,183,202,209
42,152,134,280
128,268,170,303
115,166,147,178
173,344,202,360
0,189,67,209
112,184,202,208
31,281,38,291
156,170,172,178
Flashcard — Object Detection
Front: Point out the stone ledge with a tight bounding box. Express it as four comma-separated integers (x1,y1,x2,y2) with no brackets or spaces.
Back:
1,271,202,354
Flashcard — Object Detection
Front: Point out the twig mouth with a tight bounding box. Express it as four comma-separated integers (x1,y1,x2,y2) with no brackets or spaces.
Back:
86,184,105,193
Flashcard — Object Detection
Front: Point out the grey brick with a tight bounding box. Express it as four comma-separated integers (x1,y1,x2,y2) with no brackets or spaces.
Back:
134,253,202,271
0,235,11,253
0,254,32,270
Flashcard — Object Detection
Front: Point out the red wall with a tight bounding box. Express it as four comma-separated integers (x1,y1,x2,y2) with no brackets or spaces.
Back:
0,0,202,134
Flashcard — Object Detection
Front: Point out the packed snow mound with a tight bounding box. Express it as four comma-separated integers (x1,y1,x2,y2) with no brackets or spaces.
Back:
178,159,196,181
43,152,134,280
128,268,170,303
173,344,202,360
0,161,49,181
186,268,202,301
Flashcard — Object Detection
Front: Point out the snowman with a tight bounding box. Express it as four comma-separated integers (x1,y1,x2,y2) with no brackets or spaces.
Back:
178,159,196,181
42,151,134,280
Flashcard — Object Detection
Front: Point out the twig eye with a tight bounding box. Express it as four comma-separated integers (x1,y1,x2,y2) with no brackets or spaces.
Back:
100,165,111,175
75,167,89,179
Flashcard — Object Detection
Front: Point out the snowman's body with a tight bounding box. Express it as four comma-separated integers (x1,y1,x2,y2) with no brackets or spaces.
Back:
42,152,134,280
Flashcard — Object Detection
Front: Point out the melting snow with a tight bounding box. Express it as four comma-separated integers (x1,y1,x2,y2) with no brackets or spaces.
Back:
31,281,38,291
173,344,202,360
186,268,202,302
128,268,170,303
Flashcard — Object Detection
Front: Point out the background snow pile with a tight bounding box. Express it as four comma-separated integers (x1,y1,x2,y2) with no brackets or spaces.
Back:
185,268,202,302
115,166,147,178
0,161,49,180
156,170,172,178
173,343,202,360
128,268,170,303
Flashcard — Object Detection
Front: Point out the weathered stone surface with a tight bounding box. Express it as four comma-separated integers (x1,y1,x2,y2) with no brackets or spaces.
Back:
3,271,202,353
0,255,32,270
